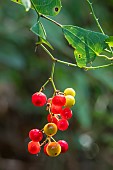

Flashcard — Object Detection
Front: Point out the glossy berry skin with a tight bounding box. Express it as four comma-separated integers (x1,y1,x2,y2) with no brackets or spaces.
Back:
28,141,41,154
44,123,57,136
52,95,66,106
29,129,43,142
64,95,75,108
47,114,58,125
57,119,69,131
58,140,68,153
51,104,62,114
32,92,47,107
46,142,61,157
44,143,49,156
61,108,72,120
64,88,76,97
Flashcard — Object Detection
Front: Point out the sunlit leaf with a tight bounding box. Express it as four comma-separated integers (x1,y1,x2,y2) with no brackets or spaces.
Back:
105,36,113,47
62,25,109,68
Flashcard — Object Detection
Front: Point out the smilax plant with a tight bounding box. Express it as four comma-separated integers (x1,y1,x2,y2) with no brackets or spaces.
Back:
11,0,113,157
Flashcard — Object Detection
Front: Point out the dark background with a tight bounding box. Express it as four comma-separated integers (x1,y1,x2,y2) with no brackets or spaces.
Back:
0,0,113,169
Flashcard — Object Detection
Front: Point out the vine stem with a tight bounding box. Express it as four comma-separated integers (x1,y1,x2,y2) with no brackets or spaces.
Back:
41,44,77,67
86,0,104,34
49,62,57,92
85,63,113,70
39,79,50,91
30,0,40,19
50,136,57,142
56,59,77,67
87,0,113,54
40,14,62,27
41,44,55,61
51,61,55,79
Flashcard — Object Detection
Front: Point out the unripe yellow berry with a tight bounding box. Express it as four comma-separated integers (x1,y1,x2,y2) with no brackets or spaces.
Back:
64,95,75,107
44,123,57,136
46,142,61,157
64,88,76,97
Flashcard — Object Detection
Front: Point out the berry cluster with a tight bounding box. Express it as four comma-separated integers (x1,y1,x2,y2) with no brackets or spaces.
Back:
28,88,76,157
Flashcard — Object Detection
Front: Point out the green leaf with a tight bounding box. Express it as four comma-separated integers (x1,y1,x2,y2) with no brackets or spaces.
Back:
30,22,46,39
105,36,113,47
11,0,62,16
30,21,53,49
62,25,109,68
21,0,31,11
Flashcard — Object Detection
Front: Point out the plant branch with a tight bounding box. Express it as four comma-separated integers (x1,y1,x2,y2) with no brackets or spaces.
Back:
98,55,113,60
51,62,55,79
40,14,62,27
40,79,50,91
56,59,77,67
86,0,104,34
84,63,113,70
41,44,55,61
30,0,40,20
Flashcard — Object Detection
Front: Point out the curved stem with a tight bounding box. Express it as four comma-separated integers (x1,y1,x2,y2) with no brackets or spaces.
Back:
50,136,56,142
84,63,113,70
41,44,55,61
40,79,50,91
40,14,62,27
98,54,113,60
86,0,104,34
51,61,55,79
87,0,113,54
56,59,77,67
30,0,40,20
49,78,57,92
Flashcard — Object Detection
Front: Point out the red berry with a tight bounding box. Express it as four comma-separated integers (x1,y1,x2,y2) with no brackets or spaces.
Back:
61,108,72,120
51,104,62,114
29,129,43,142
58,140,68,153
57,119,69,131
32,92,47,107
28,141,41,154
52,95,66,106
47,98,52,104
44,143,49,155
47,114,58,125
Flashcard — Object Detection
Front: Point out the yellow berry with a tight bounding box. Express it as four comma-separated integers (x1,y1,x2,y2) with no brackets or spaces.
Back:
64,88,76,97
64,95,75,107
44,123,57,136
46,142,61,157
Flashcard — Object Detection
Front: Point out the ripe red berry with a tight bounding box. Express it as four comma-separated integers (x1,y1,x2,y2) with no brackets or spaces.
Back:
52,95,66,106
28,141,41,154
47,98,52,104
44,143,49,156
61,108,72,120
57,119,69,131
58,140,68,153
51,104,62,114
47,114,58,125
29,129,43,142
32,92,47,107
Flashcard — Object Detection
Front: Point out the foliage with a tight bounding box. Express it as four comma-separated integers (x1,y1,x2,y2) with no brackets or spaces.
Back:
0,0,113,169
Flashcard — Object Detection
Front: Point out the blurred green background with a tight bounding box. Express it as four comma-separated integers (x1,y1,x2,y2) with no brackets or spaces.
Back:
0,0,113,169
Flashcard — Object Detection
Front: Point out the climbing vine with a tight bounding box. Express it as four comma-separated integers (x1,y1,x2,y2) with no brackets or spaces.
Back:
11,0,113,157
